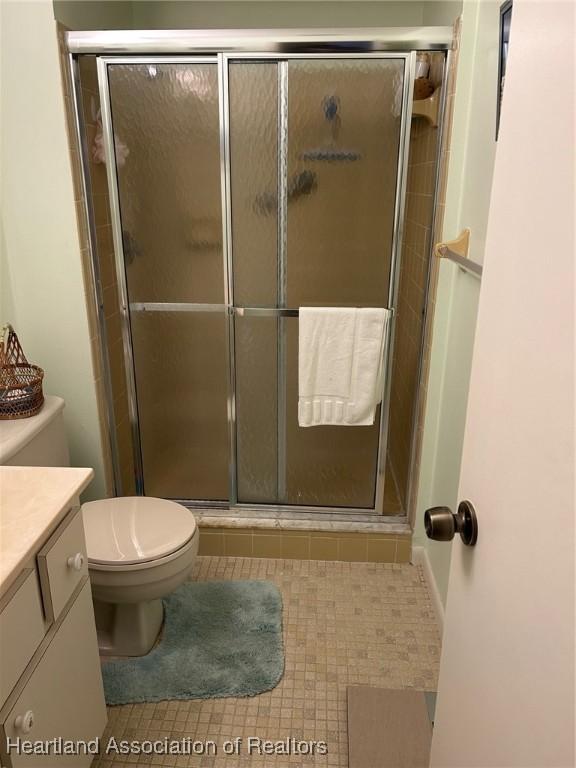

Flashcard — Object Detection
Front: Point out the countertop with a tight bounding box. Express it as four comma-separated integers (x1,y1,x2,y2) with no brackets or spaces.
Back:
0,466,94,596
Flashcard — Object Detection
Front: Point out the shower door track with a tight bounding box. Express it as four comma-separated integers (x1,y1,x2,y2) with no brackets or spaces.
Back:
75,37,451,516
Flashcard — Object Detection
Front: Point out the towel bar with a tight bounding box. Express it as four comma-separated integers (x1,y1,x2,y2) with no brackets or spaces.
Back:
234,307,395,317
129,304,395,317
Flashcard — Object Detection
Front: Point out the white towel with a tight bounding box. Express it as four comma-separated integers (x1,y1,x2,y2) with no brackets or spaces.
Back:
298,307,390,427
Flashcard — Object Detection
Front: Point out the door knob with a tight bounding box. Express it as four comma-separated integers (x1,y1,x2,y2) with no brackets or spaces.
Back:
424,500,478,546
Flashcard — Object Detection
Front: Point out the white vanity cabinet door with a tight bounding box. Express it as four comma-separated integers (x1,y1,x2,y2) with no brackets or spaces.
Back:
0,581,107,767
0,570,46,708
37,510,88,623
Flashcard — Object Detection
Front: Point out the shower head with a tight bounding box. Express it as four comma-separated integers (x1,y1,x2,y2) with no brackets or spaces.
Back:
300,95,361,162
301,149,361,162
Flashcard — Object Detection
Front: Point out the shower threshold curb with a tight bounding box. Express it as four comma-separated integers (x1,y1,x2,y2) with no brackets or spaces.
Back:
192,509,410,536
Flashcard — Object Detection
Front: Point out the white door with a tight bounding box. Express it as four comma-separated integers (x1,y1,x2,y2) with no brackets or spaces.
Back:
430,2,575,766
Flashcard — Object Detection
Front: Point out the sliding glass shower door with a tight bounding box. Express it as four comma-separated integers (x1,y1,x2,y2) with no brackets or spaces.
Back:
229,58,406,508
107,61,230,501
103,54,409,511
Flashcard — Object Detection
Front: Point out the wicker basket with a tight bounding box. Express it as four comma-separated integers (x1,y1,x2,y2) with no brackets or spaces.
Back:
0,325,44,420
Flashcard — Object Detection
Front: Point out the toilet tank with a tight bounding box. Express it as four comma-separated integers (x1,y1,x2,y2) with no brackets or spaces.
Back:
0,396,70,467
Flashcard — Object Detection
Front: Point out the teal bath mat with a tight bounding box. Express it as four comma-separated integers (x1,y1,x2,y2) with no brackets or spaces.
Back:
102,580,284,705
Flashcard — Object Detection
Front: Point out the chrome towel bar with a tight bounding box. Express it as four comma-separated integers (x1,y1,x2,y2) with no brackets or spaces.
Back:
130,304,394,317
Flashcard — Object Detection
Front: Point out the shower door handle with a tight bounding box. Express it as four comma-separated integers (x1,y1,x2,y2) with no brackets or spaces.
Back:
424,500,478,546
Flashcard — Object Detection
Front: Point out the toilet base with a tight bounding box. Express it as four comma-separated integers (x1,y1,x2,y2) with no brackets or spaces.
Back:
94,597,164,657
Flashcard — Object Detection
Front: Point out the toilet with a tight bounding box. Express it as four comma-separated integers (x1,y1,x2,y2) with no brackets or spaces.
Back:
0,395,199,656
83,496,198,655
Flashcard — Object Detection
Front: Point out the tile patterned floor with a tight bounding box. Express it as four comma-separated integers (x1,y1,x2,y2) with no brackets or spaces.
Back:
93,556,441,768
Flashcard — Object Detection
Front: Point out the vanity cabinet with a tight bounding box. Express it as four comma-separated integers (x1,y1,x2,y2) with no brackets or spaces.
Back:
0,499,106,767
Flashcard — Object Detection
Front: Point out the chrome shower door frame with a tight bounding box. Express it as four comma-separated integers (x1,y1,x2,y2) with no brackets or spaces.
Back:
82,38,447,517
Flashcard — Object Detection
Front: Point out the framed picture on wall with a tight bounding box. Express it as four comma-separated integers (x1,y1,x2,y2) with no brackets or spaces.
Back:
496,0,513,139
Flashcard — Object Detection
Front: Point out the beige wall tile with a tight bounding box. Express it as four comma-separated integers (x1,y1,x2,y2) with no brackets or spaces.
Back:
309,536,339,561
108,337,127,405
90,161,110,198
116,416,132,464
366,537,397,563
196,527,412,563
396,538,412,563
198,531,225,556
224,533,253,557
120,464,136,496
113,385,130,428
92,192,110,228
93,377,114,497
337,537,368,562
388,49,454,514
102,282,120,319
97,231,116,288
281,535,311,560
78,55,99,95
104,311,122,346
252,534,283,559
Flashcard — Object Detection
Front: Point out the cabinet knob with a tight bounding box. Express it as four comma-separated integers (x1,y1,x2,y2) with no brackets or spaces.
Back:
67,552,85,571
14,710,34,733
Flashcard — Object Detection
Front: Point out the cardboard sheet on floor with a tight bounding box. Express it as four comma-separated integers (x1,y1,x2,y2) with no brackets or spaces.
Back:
347,687,432,768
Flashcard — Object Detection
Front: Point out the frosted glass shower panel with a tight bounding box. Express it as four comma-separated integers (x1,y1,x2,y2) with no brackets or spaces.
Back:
284,320,381,508
229,63,279,307
286,59,404,307
130,311,229,500
234,315,279,502
108,63,224,303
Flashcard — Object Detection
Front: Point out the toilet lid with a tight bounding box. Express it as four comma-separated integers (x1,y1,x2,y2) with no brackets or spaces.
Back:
82,497,197,565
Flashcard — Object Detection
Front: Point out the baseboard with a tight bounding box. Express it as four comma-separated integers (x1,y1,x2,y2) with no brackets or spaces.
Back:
412,546,444,636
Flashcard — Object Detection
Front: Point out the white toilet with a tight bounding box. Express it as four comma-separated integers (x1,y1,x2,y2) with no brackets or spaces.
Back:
83,496,198,656
0,396,199,656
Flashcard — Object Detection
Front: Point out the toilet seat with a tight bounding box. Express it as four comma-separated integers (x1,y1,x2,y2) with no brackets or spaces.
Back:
82,496,197,568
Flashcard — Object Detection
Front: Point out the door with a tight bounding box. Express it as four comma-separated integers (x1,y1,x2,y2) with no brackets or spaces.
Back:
430,2,574,765
228,56,409,511
102,54,413,512
104,59,230,502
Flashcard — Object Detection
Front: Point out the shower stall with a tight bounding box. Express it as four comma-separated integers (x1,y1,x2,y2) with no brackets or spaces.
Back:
68,30,450,520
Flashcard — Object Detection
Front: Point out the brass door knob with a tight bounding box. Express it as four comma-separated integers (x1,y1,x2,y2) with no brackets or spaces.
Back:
424,500,478,546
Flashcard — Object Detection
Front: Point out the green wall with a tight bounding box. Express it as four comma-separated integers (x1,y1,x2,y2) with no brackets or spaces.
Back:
413,0,501,607
54,0,462,31
1,0,106,497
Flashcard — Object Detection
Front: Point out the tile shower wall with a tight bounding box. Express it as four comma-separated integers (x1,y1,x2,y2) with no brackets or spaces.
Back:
58,43,137,496
56,29,114,496
387,52,451,511
76,56,137,496
79,56,135,495
408,37,460,525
